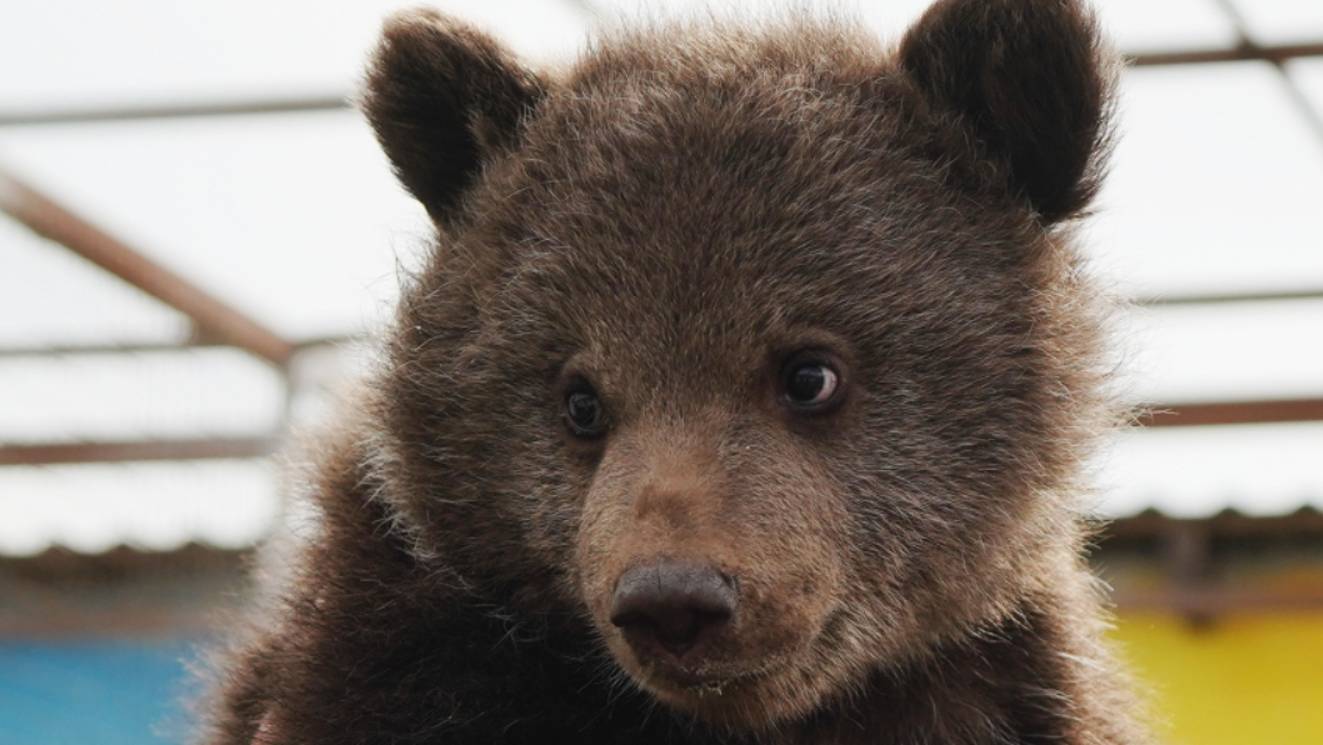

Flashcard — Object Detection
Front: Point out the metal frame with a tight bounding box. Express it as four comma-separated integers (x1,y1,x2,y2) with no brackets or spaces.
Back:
0,437,275,466
0,169,293,366
0,334,352,360
1,9,1322,472
1129,41,1323,67
1145,398,1323,427
1099,509,1323,618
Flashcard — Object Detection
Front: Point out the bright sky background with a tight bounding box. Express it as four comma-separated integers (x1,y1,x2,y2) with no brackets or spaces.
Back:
1,0,1321,554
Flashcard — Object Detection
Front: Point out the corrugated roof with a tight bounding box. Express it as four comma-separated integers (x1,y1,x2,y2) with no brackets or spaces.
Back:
0,349,283,444
0,459,278,556
1096,423,1323,519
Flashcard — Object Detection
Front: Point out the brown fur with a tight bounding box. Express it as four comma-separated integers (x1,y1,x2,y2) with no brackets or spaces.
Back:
199,2,1145,743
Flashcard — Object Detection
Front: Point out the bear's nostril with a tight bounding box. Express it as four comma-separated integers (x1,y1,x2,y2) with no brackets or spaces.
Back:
609,559,737,659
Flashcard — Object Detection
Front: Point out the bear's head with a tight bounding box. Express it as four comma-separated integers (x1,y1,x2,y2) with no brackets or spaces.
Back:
362,0,1114,729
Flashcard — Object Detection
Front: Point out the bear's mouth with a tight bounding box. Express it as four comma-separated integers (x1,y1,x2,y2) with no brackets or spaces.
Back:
633,653,785,697
624,651,823,727
602,596,843,713
600,601,846,725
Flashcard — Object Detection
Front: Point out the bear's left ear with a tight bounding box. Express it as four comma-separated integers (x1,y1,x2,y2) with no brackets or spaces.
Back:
362,9,547,224
899,0,1114,224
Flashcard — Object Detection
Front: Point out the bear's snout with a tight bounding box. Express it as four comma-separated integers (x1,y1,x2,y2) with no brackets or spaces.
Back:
610,559,737,661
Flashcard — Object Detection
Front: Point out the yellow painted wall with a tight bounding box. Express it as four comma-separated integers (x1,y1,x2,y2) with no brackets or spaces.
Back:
1111,612,1323,745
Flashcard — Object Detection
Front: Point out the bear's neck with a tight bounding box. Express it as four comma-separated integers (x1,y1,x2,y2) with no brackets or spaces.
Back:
478,592,1113,745
768,603,1099,745
424,573,1109,744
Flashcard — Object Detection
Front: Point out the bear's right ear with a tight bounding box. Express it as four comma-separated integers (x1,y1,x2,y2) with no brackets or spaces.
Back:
362,10,546,224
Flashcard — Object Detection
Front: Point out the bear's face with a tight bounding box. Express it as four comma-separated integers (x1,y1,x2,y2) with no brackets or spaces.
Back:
365,0,1111,729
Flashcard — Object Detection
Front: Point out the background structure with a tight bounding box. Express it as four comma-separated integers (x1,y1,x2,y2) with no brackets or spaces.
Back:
1,1,1321,744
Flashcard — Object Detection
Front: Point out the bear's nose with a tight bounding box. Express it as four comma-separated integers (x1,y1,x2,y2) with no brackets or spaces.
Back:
609,559,737,659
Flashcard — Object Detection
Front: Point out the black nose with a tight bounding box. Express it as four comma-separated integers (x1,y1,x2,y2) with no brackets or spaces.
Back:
609,559,737,659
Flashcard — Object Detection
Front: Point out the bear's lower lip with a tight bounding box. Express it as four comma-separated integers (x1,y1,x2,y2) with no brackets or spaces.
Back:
649,671,757,701
639,658,776,694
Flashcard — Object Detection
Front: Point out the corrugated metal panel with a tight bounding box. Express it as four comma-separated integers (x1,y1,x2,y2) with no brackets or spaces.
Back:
0,349,283,445
0,459,278,556
1095,422,1323,519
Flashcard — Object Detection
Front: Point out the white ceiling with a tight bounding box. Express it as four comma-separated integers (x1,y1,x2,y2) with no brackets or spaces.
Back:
1228,0,1323,45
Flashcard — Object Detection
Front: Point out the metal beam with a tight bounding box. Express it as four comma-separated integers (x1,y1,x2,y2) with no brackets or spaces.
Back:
0,168,294,366
0,333,356,359
0,339,224,358
1129,41,1323,67
0,437,276,466
0,94,349,127
1103,510,1323,541
1111,584,1323,614
1136,289,1323,305
1142,398,1323,427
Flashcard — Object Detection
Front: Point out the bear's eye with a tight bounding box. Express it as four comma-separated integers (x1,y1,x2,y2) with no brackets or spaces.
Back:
781,357,841,412
564,384,606,438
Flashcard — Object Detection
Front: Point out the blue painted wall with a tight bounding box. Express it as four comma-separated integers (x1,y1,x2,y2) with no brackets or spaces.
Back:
0,639,201,745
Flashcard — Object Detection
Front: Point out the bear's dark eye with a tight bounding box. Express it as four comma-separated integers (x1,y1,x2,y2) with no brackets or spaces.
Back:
565,385,606,438
781,357,842,412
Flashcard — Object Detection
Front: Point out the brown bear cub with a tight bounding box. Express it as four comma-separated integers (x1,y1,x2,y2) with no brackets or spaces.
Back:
202,0,1146,743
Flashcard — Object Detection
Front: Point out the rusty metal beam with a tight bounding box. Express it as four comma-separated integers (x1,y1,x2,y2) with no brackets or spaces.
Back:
1101,509,1323,542
1136,288,1323,305
0,437,276,466
0,339,223,358
1142,398,1323,427
0,94,348,127
1129,41,1323,67
0,334,356,359
1111,584,1323,614
0,168,294,366
1097,511,1323,616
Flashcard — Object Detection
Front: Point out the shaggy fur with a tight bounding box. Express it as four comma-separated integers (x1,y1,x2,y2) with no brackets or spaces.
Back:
200,1,1145,743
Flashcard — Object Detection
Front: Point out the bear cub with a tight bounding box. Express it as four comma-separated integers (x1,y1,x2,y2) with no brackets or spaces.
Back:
202,1,1145,743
